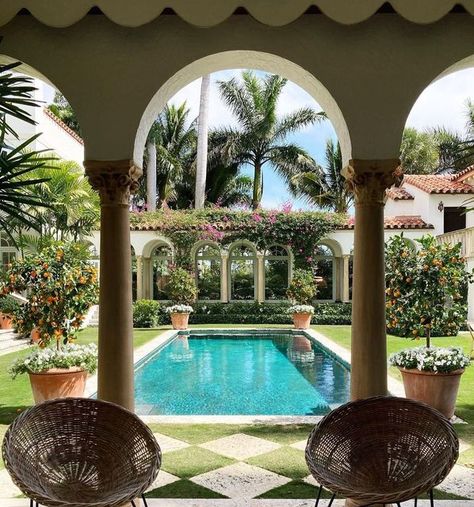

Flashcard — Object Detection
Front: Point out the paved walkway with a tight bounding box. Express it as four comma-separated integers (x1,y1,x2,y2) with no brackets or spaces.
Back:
0,330,29,356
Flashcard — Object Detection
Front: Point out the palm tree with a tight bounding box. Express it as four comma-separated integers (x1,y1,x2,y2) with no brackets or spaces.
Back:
400,127,438,174
22,160,100,241
290,139,352,213
0,62,55,240
195,74,211,209
147,103,196,208
216,71,326,209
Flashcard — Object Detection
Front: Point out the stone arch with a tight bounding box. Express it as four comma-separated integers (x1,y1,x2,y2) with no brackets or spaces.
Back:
141,236,174,259
133,50,352,166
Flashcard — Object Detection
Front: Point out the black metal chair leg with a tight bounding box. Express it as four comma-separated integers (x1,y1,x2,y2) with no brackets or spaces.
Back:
327,492,336,507
131,500,137,507
414,497,418,507
141,494,149,507
30,500,33,507
429,489,435,507
314,484,323,507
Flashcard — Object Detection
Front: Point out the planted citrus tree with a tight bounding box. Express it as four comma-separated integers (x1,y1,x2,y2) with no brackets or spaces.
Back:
166,267,198,330
2,242,99,403
386,234,471,418
286,268,317,329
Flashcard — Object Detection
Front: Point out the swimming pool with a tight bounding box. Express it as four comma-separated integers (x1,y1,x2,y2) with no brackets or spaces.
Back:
135,330,350,415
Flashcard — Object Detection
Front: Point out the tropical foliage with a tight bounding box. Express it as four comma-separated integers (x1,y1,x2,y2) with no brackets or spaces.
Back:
385,235,471,340
214,71,326,209
291,140,352,213
132,299,161,328
0,62,55,238
47,91,81,136
0,242,99,347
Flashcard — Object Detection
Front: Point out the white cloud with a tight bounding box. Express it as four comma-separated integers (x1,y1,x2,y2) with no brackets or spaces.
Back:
406,68,474,134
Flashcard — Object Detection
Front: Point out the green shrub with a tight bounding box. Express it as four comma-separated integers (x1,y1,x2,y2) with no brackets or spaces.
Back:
385,235,471,340
167,267,198,305
188,301,351,325
133,300,161,328
0,295,21,316
286,269,317,304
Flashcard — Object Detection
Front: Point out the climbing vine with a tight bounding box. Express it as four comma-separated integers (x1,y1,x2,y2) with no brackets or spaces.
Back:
130,208,345,269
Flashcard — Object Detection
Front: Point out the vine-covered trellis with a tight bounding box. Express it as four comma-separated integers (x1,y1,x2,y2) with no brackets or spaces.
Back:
130,209,346,270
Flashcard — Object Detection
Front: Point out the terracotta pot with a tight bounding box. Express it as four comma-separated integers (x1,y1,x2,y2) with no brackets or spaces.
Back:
170,312,190,330
400,367,464,419
28,367,88,404
30,327,41,343
292,312,312,329
292,335,312,352
1,314,13,329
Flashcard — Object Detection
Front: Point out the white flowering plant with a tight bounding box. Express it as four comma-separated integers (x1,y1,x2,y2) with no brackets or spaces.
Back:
288,305,315,315
166,304,194,314
389,346,470,373
9,343,98,379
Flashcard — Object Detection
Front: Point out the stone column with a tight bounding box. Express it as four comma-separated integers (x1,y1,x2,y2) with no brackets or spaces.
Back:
136,255,144,300
342,254,351,302
85,160,142,411
256,253,265,302
221,251,229,302
344,159,400,400
143,257,151,299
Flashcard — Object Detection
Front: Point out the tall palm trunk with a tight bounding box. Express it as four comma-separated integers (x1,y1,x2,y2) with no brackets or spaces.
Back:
146,141,157,211
252,161,262,210
195,74,211,209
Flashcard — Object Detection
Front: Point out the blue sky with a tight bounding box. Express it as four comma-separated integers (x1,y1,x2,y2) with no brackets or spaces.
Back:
169,68,474,210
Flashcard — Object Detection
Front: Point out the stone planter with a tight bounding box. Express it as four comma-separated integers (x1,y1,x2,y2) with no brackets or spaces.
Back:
28,367,88,404
400,367,464,419
292,312,312,329
170,312,190,330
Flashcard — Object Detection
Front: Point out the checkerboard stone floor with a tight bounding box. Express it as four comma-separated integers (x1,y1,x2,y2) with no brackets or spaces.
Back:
1,426,473,502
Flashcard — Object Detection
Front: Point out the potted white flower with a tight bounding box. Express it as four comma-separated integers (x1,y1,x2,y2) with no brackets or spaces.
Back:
389,346,470,419
286,269,317,329
166,268,197,330
287,305,315,329
9,343,98,404
166,304,194,330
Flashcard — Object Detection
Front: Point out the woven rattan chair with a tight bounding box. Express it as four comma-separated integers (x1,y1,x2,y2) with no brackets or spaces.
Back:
305,396,458,507
2,398,162,507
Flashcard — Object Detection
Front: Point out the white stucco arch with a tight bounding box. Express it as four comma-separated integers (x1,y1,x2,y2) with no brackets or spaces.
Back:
318,238,343,258
133,50,352,166
139,235,174,259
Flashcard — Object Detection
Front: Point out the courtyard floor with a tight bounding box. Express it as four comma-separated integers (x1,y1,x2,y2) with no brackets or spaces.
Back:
0,325,473,502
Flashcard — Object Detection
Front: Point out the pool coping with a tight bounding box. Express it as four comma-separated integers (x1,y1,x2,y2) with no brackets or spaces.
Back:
86,326,406,423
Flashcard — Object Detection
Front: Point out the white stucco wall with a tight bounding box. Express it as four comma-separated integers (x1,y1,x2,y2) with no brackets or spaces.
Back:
5,78,84,166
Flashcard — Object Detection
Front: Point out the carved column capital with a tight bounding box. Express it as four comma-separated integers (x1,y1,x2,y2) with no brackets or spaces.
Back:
343,159,402,205
84,160,142,206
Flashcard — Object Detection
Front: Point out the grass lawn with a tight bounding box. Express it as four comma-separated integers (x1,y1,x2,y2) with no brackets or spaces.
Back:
0,327,162,464
314,325,474,467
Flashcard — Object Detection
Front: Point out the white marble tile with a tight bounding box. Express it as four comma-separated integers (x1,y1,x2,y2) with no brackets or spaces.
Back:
289,440,307,451
191,462,291,499
147,469,180,490
153,432,191,453
199,433,281,460
438,464,474,499
0,469,22,498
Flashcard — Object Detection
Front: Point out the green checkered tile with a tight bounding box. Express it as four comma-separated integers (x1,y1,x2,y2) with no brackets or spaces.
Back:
161,445,235,479
246,446,309,480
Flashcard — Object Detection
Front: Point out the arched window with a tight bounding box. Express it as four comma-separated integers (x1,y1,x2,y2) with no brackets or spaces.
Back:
229,244,256,301
151,244,173,300
314,244,335,300
264,245,290,300
0,235,17,271
131,246,137,301
195,244,221,300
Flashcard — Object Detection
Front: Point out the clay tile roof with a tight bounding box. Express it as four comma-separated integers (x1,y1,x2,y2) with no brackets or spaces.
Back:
386,187,414,200
341,215,433,230
451,165,474,181
43,107,84,145
403,174,474,194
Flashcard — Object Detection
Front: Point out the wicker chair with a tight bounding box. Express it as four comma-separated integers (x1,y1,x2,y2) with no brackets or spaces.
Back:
2,398,162,507
305,396,459,507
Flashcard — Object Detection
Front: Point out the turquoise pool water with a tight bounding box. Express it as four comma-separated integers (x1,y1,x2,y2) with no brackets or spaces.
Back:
135,332,350,415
